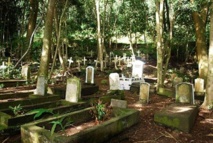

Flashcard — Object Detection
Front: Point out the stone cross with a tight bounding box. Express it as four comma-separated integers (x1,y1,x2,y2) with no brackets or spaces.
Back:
83,57,87,66
137,50,141,57
76,59,81,71
112,55,118,70
68,57,74,68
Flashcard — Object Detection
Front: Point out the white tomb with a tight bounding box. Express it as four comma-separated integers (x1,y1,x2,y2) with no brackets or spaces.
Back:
85,66,94,84
119,60,145,90
109,73,120,90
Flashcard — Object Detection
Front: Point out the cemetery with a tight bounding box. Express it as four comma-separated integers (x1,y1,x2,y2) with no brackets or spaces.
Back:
1,1,213,143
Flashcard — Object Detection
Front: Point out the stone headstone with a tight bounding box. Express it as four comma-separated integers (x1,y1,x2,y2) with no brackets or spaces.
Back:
109,73,120,90
194,78,204,93
139,82,150,103
110,99,127,108
65,77,81,102
21,65,30,80
176,82,194,104
85,66,94,84
132,60,144,78
0,62,7,76
34,76,47,95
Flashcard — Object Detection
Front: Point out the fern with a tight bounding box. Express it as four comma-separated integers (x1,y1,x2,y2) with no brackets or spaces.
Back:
50,118,64,136
28,108,53,119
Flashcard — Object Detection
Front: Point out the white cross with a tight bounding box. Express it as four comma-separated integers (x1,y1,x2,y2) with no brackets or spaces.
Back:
68,57,74,68
137,50,141,57
83,57,87,66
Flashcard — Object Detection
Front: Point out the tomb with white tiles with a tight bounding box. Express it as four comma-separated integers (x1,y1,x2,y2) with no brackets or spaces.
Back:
119,59,145,90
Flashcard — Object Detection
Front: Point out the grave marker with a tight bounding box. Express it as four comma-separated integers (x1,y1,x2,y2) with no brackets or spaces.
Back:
194,78,204,93
176,82,194,104
110,99,127,108
34,76,47,95
85,66,94,84
65,77,81,102
139,82,150,103
21,65,30,81
109,73,120,90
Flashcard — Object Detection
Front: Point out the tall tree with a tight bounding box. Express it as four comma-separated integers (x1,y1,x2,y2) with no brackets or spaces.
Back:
156,0,164,89
201,0,213,109
25,0,38,61
95,0,104,71
35,0,55,95
191,0,209,81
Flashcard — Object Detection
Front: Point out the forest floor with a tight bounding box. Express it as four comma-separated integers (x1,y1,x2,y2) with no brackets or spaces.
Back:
1,60,213,143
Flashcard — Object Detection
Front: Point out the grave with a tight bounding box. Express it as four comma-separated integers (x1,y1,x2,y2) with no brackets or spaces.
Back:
21,107,139,143
139,82,150,104
154,82,198,133
119,60,145,90
109,73,120,90
194,78,205,101
65,77,81,103
85,66,94,84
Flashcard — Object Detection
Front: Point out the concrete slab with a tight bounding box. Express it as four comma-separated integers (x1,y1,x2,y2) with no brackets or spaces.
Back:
154,103,198,133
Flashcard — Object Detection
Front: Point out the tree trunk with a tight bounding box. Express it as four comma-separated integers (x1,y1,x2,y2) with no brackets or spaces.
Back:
25,0,38,61
201,0,213,109
156,0,164,89
191,1,208,81
35,0,55,95
95,0,103,71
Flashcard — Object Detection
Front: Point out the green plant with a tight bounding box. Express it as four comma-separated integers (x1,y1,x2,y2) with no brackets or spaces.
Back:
100,79,108,85
9,104,23,116
28,108,53,119
90,99,110,122
50,118,65,136
0,83,4,88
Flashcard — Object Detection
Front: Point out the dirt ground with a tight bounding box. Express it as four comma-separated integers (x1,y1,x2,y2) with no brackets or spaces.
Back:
95,75,213,143
1,62,213,143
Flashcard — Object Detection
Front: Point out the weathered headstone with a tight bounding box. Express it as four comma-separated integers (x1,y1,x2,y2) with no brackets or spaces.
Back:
65,77,81,102
132,60,144,78
194,78,204,93
139,82,150,103
176,82,194,104
109,73,120,90
110,99,127,108
85,66,94,84
21,65,30,81
34,76,47,95
83,57,87,66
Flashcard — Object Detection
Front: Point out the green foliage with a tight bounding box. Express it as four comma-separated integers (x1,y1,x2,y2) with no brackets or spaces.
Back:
9,104,23,116
50,118,65,136
100,79,108,85
28,108,53,120
0,84,4,88
91,99,107,121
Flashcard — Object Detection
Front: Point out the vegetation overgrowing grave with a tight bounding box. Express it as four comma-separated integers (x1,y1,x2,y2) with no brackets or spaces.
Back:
0,99,89,133
21,106,139,143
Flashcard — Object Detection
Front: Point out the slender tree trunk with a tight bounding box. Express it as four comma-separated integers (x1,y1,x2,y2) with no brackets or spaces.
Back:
201,0,213,109
156,0,164,89
35,0,55,95
25,0,38,61
95,0,103,71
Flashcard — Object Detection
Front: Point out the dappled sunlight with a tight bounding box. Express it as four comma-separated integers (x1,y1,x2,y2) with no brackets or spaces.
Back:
167,106,194,113
200,119,213,125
